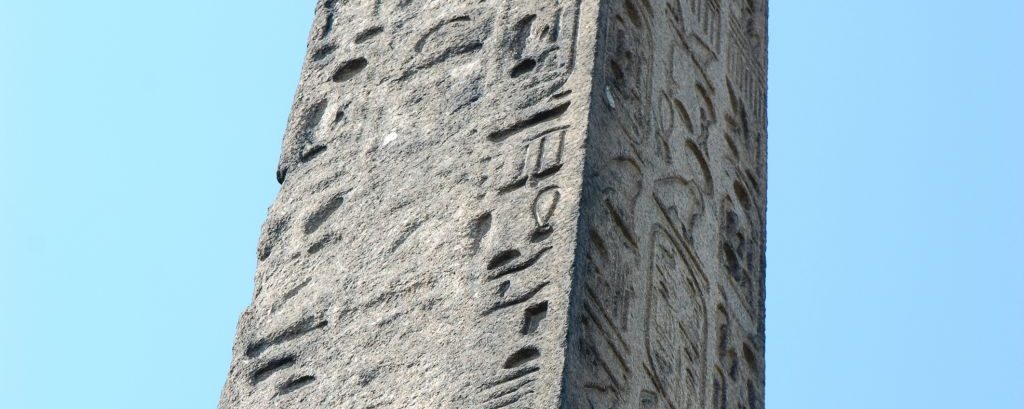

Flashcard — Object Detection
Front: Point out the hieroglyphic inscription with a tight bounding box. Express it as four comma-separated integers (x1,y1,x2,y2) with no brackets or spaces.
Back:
643,226,709,409
471,1,587,408
223,0,593,407
711,301,764,409
725,3,767,134
567,0,765,408
222,0,761,407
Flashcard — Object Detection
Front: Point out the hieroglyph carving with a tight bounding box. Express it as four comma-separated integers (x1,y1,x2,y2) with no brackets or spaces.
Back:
564,0,765,408
220,0,764,408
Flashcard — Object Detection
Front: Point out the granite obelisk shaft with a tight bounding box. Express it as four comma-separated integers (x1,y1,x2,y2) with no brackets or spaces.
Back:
220,1,766,408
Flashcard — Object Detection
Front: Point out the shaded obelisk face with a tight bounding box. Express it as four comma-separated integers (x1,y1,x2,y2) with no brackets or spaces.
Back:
563,0,766,408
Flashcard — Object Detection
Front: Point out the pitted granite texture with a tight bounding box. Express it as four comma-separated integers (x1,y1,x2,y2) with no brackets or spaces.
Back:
220,1,766,408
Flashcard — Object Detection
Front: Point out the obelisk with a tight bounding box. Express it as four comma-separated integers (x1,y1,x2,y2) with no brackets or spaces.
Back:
220,1,766,408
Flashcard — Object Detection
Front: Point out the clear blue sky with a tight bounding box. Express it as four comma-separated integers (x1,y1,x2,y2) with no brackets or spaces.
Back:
1,1,1021,408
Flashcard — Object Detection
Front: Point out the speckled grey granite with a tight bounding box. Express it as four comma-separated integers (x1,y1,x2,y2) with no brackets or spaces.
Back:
220,1,766,408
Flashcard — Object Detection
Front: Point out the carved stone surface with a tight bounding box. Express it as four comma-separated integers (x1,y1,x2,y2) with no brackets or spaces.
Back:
219,0,765,408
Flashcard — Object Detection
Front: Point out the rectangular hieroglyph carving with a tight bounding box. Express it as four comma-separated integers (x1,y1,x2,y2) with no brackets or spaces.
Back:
220,1,765,408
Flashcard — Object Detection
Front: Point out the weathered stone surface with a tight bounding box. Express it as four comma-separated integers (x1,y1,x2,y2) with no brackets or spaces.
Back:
562,1,767,407
220,0,765,408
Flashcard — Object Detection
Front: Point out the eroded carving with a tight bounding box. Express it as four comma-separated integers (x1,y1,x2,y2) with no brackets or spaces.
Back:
566,1,765,408
222,0,763,407
643,226,709,409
